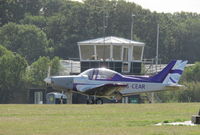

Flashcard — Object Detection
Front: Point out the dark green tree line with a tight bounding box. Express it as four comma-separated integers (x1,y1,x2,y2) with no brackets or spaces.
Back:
0,23,49,63
1,0,200,63
0,45,27,103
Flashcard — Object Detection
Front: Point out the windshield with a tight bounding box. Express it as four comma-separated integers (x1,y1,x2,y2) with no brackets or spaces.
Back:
80,68,120,80
79,69,94,79
96,68,116,79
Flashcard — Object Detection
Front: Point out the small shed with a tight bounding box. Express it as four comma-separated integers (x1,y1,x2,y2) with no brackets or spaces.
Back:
78,36,145,74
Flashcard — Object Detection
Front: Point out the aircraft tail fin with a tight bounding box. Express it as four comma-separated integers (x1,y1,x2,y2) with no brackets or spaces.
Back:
150,60,188,84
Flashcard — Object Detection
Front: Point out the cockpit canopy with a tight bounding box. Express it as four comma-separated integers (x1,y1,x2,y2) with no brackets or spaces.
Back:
79,68,121,80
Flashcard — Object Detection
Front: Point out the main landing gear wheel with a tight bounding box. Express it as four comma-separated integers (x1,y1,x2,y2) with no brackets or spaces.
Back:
86,99,94,104
95,98,103,104
86,98,103,104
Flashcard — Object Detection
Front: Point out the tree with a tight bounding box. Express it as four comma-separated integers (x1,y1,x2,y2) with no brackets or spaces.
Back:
0,23,49,63
20,15,47,29
0,45,27,103
51,56,60,76
25,56,60,87
0,0,42,26
181,62,200,82
2,0,200,63
41,0,66,17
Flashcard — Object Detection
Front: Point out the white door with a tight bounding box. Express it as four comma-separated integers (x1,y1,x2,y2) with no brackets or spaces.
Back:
122,47,130,72
34,92,43,104
122,97,129,103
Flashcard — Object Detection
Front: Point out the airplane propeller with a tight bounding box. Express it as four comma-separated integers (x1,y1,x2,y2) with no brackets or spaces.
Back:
44,65,52,86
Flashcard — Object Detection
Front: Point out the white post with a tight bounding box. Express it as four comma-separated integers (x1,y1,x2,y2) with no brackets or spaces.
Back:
66,90,73,104
141,46,145,60
78,45,82,61
156,24,159,72
110,45,113,60
151,93,154,103
131,14,135,41
151,24,160,104
94,45,97,60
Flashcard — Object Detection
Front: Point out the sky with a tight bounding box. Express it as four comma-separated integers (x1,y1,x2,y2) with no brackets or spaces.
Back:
128,0,200,13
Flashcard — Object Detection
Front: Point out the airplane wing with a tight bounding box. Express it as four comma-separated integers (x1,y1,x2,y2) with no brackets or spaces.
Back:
81,83,127,97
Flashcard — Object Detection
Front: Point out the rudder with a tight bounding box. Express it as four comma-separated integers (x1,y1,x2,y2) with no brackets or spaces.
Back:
162,60,188,84
150,60,188,84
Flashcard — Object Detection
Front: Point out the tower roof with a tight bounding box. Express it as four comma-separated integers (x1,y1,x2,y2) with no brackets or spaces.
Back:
78,36,145,46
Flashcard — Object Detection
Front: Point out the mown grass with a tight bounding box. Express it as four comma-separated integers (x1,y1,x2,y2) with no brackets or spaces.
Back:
0,103,199,135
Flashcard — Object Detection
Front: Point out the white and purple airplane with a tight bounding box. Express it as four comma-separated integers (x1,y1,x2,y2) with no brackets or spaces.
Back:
44,60,188,104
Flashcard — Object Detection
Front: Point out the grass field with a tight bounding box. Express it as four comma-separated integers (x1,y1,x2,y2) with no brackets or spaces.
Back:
0,103,199,135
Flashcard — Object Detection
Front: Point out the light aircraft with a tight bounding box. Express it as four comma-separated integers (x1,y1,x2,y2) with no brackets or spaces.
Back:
44,60,188,104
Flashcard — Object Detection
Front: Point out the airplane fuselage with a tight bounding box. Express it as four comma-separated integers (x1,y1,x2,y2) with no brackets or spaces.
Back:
73,76,169,96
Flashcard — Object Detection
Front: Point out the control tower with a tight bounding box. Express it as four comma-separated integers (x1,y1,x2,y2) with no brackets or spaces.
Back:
78,36,145,74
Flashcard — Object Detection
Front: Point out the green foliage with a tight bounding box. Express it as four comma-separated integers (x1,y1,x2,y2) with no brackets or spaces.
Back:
8,0,198,62
179,82,200,102
20,15,47,29
50,56,60,76
25,56,50,87
0,23,49,63
0,45,27,103
0,45,11,56
0,0,43,26
156,82,200,103
26,56,60,87
41,0,66,17
181,62,200,82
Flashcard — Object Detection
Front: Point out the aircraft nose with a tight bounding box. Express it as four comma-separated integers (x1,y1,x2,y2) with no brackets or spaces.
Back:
44,77,51,84
51,76,74,89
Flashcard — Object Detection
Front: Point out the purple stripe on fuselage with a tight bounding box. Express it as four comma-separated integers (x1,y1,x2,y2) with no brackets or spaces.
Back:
109,74,150,82
74,83,100,85
73,83,78,91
